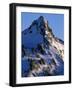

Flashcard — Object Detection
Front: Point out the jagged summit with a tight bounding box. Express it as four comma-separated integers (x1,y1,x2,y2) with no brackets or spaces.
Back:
22,16,64,77
22,16,63,49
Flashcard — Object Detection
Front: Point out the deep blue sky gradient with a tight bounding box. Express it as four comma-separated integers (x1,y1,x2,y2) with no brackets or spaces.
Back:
21,12,64,41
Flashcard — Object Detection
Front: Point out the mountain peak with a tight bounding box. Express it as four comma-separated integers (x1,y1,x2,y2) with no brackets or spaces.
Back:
38,16,44,20
22,16,64,59
22,16,64,77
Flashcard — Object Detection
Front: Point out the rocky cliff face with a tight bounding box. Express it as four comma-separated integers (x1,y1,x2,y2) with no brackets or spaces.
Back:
22,16,64,77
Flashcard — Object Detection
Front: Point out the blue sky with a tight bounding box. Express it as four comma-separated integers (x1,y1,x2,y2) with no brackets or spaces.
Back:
21,12,64,41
